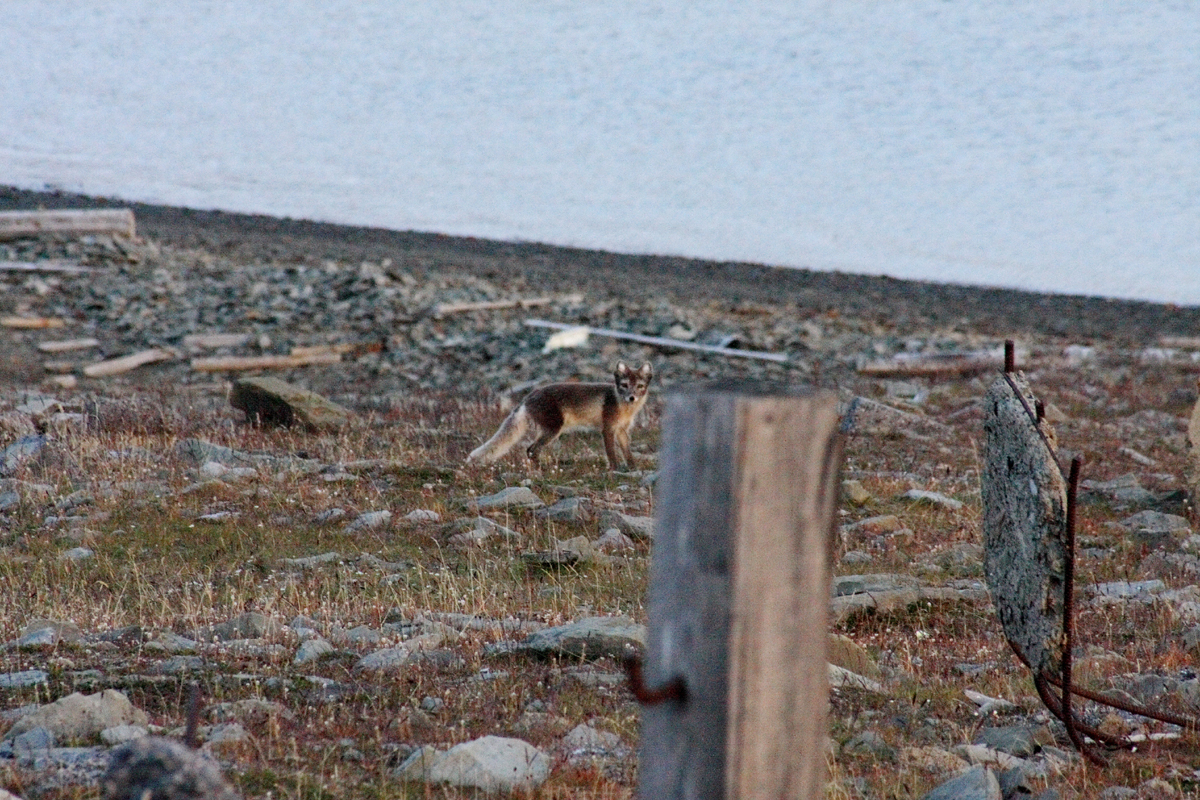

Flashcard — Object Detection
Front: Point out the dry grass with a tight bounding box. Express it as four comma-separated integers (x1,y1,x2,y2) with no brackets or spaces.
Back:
1,354,1200,798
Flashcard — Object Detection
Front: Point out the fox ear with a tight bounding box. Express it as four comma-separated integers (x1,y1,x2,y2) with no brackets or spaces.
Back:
615,361,628,373
639,363,652,376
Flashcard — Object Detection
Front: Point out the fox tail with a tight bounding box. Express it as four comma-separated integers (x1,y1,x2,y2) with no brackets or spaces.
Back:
466,405,530,464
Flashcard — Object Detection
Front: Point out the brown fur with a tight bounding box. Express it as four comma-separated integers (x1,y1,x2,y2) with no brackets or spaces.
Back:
466,362,652,470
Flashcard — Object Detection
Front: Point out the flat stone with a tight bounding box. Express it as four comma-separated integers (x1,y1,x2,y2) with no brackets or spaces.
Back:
280,552,342,569
420,736,551,792
593,528,636,553
841,479,872,505
518,616,645,660
229,376,352,431
0,435,47,476
0,669,49,689
4,690,148,742
294,639,334,665
596,509,654,540
827,633,881,679
973,725,1038,758
344,510,392,533
920,765,1001,800
469,486,545,510
17,618,83,648
901,489,963,510
201,612,281,642
534,496,594,522
404,509,441,523
842,514,904,535
100,725,148,745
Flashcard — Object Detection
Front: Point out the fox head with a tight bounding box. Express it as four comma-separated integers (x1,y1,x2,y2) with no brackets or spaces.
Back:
614,362,653,404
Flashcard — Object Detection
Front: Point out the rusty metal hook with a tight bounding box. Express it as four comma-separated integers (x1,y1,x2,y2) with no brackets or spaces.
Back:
624,652,688,706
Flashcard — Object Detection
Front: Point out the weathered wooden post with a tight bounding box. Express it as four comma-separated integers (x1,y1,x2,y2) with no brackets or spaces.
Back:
637,383,842,800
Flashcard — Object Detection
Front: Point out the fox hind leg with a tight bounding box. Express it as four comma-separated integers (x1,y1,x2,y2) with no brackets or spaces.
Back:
527,424,563,462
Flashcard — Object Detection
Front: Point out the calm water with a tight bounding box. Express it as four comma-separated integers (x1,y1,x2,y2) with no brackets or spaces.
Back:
2,1,1197,304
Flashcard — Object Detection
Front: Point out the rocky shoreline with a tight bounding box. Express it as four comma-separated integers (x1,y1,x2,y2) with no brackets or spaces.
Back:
5,188,1200,799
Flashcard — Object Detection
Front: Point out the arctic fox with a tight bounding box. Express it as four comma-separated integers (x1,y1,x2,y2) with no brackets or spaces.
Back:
466,362,653,470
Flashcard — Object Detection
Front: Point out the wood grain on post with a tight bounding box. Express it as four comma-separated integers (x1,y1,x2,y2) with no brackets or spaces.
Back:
638,384,842,800
0,209,136,240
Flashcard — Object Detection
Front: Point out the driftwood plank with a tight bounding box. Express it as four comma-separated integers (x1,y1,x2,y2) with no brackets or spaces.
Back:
182,333,254,350
190,352,342,372
0,209,136,240
858,351,1000,378
83,348,175,377
0,261,95,275
639,383,841,800
432,294,582,317
1,316,66,329
37,338,100,354
525,319,789,363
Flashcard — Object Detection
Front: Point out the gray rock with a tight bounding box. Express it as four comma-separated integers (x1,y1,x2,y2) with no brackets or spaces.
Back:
142,632,200,654
201,612,280,642
596,509,654,540
280,551,342,569
901,488,963,510
535,496,593,522
562,723,628,763
294,639,334,665
400,735,551,792
973,725,1037,758
0,669,49,689
842,731,896,761
4,690,148,742
832,573,921,596
149,656,205,675
593,528,636,553
100,725,148,746
446,516,522,546
404,509,441,523
344,510,392,533
921,765,1001,800
469,486,545,510
1091,580,1165,599
518,616,645,660
16,618,83,648
229,376,352,431
101,736,239,800
312,508,346,524
0,434,47,476
60,547,95,561
12,726,56,757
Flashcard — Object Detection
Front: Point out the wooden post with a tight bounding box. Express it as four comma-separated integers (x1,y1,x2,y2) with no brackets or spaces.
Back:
638,384,842,800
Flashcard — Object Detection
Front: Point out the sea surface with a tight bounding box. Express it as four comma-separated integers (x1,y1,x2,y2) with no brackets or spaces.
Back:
2,1,1197,305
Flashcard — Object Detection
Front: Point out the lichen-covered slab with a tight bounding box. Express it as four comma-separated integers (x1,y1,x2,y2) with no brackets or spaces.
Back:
981,374,1067,675
1187,380,1200,512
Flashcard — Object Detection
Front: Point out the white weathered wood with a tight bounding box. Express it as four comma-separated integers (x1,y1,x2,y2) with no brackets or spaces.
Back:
857,351,1000,378
433,294,582,317
289,343,356,357
182,333,254,350
1,316,66,329
525,319,789,363
83,348,175,377
37,338,100,354
0,209,136,239
0,261,95,275
639,384,841,800
190,352,342,372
